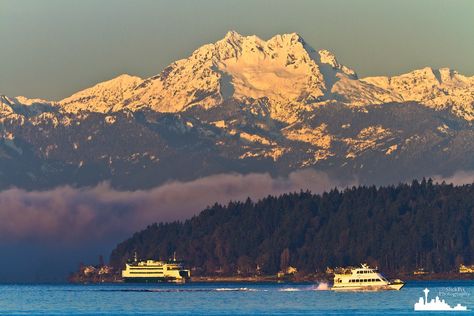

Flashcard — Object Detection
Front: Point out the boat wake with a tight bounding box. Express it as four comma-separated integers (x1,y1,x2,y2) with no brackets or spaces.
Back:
279,282,330,292
314,282,330,291
108,287,266,293
278,288,301,292
214,287,263,292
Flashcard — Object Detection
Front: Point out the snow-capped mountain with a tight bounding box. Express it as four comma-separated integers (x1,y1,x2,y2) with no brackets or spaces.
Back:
6,31,469,121
59,74,142,113
1,31,474,189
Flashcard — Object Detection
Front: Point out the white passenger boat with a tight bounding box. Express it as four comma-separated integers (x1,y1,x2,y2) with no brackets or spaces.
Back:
331,263,404,291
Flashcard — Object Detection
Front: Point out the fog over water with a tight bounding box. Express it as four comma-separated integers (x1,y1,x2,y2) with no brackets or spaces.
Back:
0,170,354,282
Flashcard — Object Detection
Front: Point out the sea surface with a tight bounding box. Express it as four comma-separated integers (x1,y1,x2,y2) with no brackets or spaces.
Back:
0,281,473,315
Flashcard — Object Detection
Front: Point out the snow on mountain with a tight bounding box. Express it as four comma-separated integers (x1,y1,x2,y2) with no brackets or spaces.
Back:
0,95,15,116
59,74,143,113
116,31,473,121
0,94,56,119
332,67,474,120
3,31,474,122
117,31,358,122
361,67,474,120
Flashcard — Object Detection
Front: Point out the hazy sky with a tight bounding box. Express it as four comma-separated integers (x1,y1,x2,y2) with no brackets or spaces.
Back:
1,0,473,101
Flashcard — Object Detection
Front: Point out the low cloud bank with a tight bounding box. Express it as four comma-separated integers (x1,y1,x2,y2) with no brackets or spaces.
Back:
0,170,353,242
432,170,474,186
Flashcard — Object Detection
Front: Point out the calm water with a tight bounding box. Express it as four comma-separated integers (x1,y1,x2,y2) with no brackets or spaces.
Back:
0,281,473,315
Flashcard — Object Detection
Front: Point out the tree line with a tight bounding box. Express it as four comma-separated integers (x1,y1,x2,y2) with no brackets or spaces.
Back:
110,179,474,275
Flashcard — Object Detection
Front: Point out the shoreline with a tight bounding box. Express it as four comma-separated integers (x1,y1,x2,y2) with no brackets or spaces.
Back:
70,273,474,284
192,273,474,283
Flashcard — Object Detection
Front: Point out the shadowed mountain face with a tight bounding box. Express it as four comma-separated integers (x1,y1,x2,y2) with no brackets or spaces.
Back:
1,31,474,189
0,101,473,190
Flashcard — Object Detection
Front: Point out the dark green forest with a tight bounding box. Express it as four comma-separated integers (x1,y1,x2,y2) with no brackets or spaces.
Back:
110,179,474,275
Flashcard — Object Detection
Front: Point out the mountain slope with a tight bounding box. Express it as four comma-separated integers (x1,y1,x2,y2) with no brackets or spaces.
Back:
59,74,143,113
0,31,473,189
4,31,473,121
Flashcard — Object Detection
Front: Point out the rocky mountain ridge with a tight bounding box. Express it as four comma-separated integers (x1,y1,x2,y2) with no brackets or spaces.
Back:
0,31,473,189
2,31,474,121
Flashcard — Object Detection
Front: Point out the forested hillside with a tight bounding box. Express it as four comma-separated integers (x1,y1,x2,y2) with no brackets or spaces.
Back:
110,179,474,275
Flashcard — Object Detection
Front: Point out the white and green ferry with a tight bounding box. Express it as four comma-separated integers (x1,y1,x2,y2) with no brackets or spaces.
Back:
121,253,190,283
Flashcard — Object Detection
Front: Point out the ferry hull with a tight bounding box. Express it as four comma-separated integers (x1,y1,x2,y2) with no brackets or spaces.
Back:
332,283,404,291
123,277,187,283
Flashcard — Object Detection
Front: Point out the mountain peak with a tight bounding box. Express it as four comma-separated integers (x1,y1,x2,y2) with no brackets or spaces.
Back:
223,30,243,41
59,74,142,113
269,32,305,45
15,32,470,123
117,32,363,120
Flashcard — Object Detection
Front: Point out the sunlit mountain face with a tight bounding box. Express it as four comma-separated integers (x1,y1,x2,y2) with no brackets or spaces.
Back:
1,31,474,190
